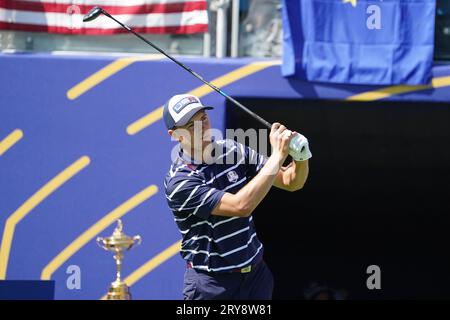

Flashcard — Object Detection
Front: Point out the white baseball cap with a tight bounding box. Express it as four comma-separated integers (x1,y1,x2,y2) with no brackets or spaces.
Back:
163,94,213,129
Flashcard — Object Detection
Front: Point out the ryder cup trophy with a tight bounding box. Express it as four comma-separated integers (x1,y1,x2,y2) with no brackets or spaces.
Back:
96,219,141,300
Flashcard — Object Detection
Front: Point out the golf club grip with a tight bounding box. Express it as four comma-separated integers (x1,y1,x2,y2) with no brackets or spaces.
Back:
100,9,273,130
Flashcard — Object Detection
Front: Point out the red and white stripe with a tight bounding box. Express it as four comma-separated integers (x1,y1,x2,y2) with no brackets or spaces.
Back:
0,0,208,34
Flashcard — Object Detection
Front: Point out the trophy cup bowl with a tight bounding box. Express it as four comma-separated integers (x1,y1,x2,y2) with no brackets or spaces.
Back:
96,219,141,300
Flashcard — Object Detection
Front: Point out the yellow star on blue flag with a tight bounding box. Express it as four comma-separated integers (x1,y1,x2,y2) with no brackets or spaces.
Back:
342,0,357,7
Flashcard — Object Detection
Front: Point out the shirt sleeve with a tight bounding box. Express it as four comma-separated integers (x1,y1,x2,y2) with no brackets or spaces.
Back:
165,175,225,220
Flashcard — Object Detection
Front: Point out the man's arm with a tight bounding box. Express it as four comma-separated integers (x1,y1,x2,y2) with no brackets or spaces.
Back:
273,159,309,192
212,153,286,217
212,123,292,218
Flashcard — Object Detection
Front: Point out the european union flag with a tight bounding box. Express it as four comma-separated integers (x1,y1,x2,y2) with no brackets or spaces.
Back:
282,0,436,85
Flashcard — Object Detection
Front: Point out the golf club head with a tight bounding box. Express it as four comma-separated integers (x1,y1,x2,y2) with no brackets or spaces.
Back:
83,6,103,22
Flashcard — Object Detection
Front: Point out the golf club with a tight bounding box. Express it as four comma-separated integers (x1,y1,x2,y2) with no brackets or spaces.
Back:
83,6,272,129
83,7,307,157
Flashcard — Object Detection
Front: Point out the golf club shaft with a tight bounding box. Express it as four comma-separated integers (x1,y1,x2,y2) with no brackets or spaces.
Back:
98,9,272,129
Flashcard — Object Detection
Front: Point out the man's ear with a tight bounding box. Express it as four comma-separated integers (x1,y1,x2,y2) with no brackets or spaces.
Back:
169,129,183,142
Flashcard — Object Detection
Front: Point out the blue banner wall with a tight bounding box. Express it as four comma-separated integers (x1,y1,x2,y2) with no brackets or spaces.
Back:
1,53,450,299
282,0,436,85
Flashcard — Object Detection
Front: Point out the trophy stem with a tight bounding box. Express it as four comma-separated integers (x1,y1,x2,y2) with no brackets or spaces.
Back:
114,251,123,282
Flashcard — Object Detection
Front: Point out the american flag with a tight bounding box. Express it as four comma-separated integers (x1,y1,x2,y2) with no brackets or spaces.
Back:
0,0,209,34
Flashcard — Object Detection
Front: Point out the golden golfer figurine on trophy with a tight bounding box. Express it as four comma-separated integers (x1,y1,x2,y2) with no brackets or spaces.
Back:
96,219,141,300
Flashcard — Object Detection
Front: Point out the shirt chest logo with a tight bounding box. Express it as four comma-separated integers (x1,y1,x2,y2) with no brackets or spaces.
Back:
227,170,239,183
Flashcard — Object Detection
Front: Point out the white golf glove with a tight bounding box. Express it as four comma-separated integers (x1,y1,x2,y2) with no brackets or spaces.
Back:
289,132,312,161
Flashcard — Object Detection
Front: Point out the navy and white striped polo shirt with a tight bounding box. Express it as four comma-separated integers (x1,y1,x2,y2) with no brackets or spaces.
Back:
164,139,268,272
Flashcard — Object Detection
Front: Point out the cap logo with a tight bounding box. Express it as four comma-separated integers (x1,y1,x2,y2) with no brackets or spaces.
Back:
173,96,198,114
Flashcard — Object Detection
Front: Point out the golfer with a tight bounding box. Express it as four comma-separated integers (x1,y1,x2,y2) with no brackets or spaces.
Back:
164,94,311,300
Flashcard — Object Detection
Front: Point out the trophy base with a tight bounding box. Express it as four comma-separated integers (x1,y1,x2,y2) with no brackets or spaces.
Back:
107,281,131,300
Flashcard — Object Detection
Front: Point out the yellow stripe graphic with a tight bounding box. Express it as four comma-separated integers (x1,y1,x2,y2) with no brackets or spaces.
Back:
126,60,281,135
342,0,357,7
431,75,450,88
0,156,90,279
41,184,158,280
67,55,164,100
100,240,181,300
0,129,23,156
347,76,450,101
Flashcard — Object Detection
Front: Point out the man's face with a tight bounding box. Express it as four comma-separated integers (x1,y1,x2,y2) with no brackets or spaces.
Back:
169,109,212,150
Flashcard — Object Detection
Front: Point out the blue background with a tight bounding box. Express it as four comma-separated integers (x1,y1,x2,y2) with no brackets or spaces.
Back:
1,52,450,299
